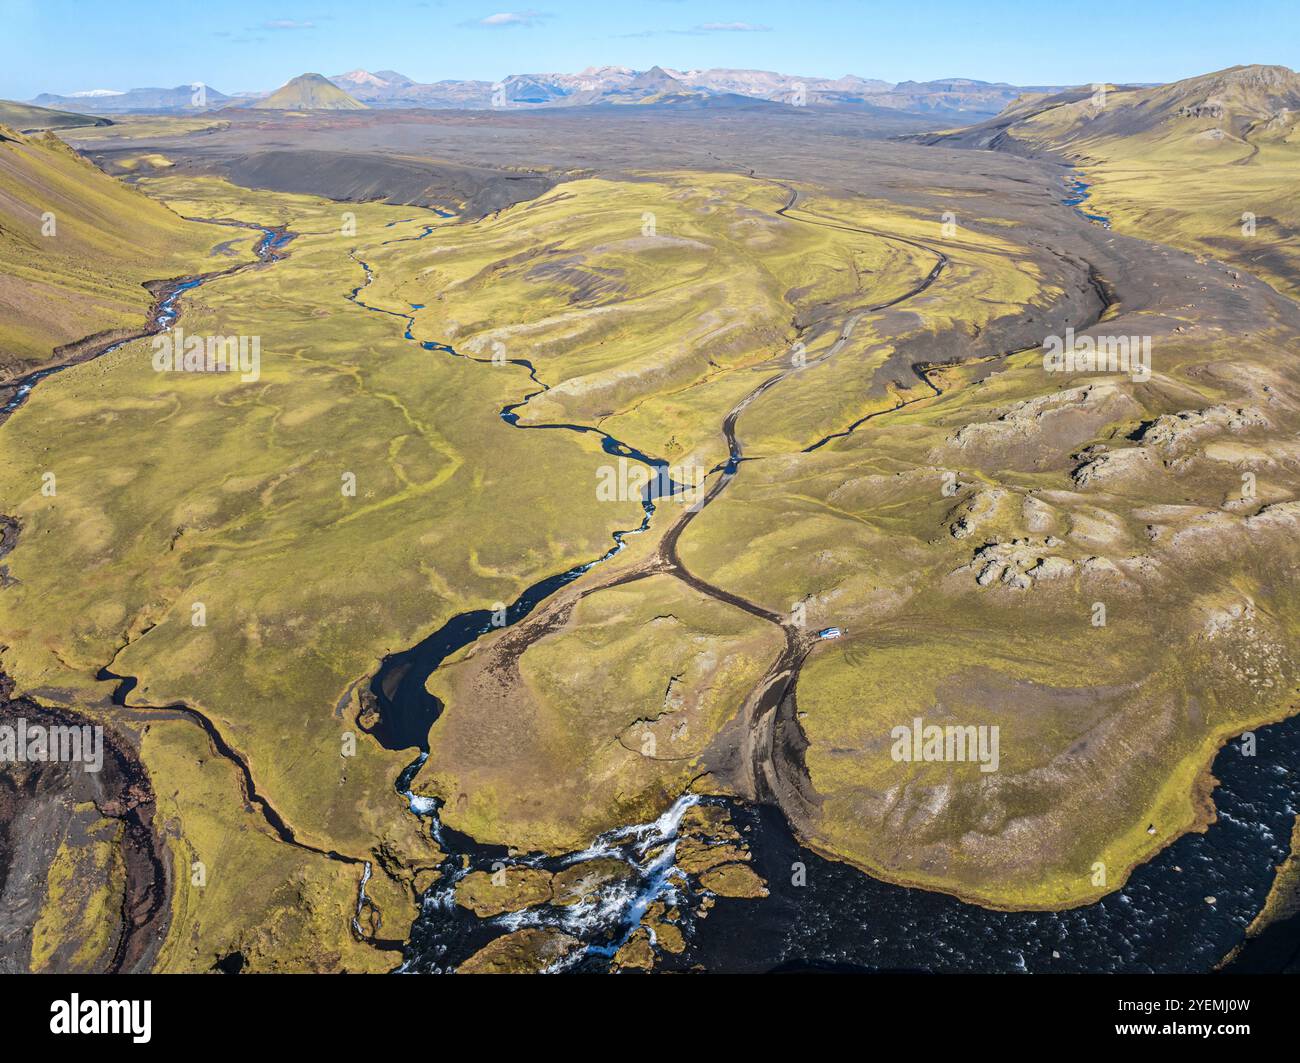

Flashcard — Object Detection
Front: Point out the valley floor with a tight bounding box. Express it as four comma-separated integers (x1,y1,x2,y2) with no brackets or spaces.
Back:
2,104,1299,972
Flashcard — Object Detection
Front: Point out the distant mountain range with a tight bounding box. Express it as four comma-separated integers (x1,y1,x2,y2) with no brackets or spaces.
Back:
329,65,1067,114
26,66,1074,116
30,84,235,113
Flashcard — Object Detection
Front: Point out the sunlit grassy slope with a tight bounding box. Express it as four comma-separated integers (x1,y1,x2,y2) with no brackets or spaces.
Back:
423,574,784,851
2,166,970,962
375,174,933,467
674,191,1300,907
0,99,109,132
1008,65,1300,298
0,127,233,379
2,168,887,964
68,115,231,141
0,174,656,966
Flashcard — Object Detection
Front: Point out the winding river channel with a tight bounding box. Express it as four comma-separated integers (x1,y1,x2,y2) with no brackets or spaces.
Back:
348,192,1300,974
3,222,295,424
1064,171,1113,229
8,178,1296,973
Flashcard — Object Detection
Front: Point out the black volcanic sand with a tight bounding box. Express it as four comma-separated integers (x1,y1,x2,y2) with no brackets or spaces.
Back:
74,107,1005,220
0,674,168,974
69,106,1298,395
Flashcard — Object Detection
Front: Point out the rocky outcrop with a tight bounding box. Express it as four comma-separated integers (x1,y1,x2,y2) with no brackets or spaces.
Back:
1071,445,1155,488
959,537,1077,590
940,383,1142,468
1133,404,1269,453
456,928,582,974
454,867,554,918
947,487,1009,539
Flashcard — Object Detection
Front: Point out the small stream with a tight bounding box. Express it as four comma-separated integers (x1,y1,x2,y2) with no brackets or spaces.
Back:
1063,172,1112,228
2,225,293,421
345,216,696,751
343,212,771,970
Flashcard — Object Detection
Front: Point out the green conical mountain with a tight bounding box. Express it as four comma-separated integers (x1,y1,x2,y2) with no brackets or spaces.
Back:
252,73,367,111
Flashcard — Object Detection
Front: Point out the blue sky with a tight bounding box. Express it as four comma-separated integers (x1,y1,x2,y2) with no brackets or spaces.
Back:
3,0,1297,99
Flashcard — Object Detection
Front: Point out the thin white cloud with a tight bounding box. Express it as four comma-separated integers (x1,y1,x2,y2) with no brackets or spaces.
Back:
697,21,770,32
263,19,316,30
473,10,550,27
